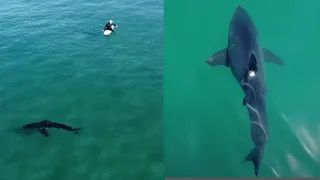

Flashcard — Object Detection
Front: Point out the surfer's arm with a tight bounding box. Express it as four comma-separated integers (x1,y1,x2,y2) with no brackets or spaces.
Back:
112,23,117,27
102,24,108,30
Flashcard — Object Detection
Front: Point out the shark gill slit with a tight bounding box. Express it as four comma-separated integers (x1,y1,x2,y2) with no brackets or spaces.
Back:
241,82,256,100
246,103,268,141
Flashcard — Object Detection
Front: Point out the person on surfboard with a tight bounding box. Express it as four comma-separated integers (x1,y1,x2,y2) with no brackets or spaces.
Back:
103,20,118,34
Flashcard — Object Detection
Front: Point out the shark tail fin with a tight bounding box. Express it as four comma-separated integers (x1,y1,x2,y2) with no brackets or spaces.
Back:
72,128,82,134
241,146,264,177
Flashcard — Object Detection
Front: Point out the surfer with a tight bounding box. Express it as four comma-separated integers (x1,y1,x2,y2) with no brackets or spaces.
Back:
103,20,118,33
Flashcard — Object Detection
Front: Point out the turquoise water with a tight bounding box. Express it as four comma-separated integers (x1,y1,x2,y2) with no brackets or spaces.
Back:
165,0,320,178
0,0,163,179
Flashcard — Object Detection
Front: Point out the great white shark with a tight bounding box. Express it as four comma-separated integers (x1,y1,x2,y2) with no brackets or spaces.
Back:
206,5,284,176
17,120,82,137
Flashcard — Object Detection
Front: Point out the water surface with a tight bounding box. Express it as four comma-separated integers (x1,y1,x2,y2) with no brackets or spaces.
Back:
0,0,163,179
165,0,320,177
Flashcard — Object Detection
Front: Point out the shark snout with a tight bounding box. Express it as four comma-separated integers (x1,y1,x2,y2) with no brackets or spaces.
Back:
233,5,251,22
235,5,245,12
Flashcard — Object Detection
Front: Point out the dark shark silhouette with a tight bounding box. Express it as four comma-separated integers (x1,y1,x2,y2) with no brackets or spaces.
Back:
20,120,82,137
206,5,284,177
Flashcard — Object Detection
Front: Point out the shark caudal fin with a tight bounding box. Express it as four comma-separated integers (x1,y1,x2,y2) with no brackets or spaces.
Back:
241,146,264,177
72,128,82,134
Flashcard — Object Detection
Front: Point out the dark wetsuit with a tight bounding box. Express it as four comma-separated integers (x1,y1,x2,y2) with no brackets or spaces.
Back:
103,22,117,33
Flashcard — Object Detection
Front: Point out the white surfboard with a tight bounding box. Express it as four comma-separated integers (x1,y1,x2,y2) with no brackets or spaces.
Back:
103,25,117,36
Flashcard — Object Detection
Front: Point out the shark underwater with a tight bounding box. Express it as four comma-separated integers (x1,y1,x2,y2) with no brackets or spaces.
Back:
206,5,284,176
17,120,82,137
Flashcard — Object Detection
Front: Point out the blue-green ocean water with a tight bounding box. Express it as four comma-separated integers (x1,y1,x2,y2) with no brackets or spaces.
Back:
0,0,163,180
165,0,320,178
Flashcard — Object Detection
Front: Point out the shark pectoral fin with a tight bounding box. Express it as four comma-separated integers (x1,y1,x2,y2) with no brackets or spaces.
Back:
262,48,285,66
39,128,49,137
206,48,228,67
